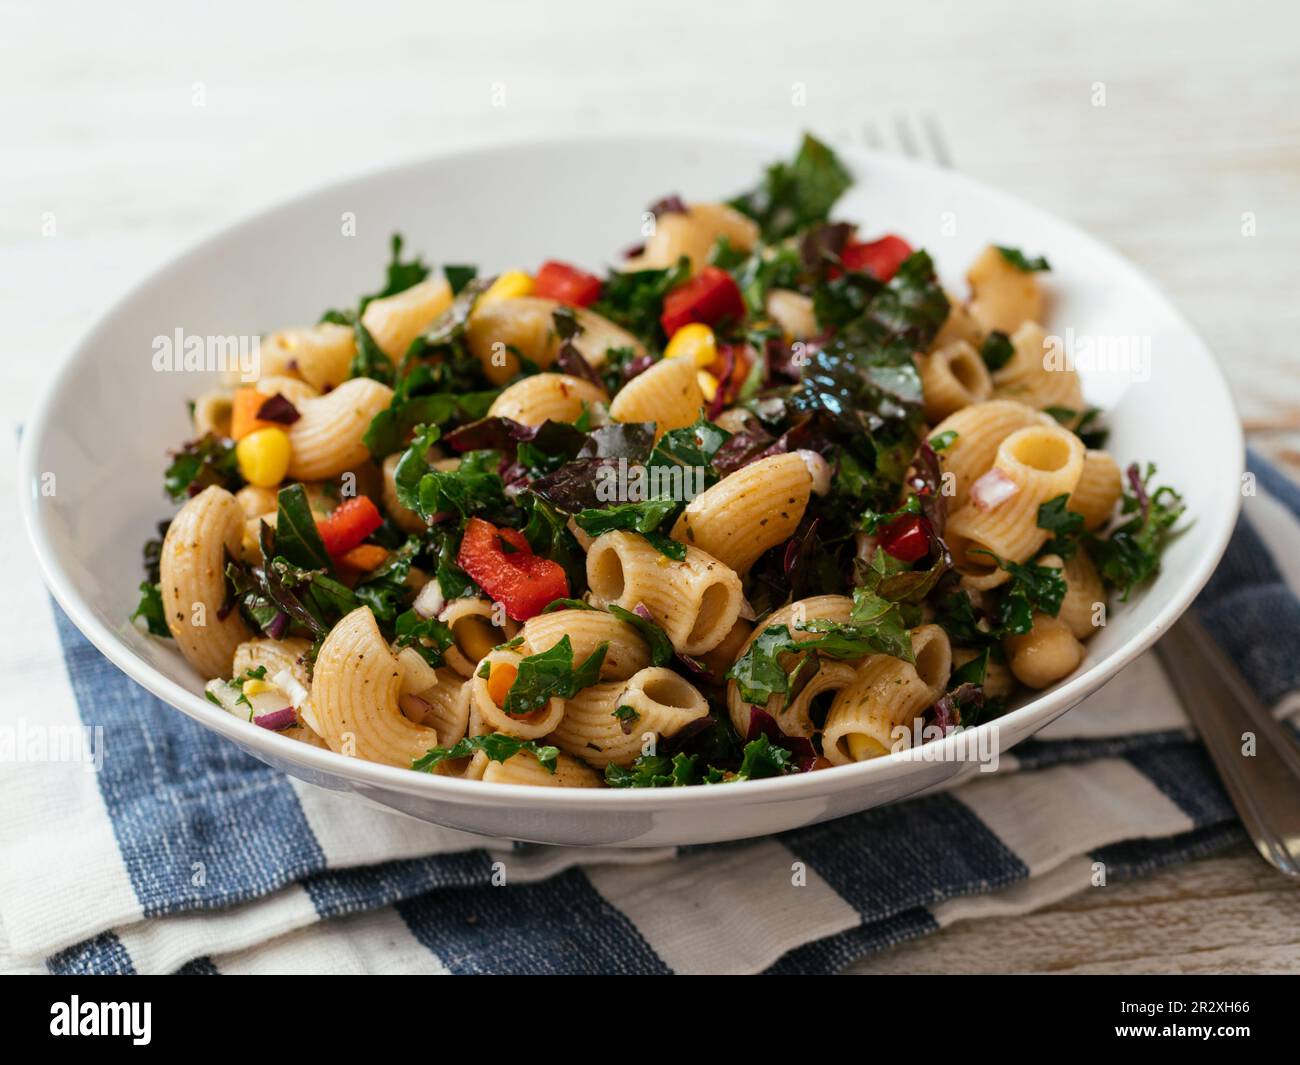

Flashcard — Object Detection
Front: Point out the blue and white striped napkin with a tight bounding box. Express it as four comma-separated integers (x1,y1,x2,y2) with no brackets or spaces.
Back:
2,453,1297,975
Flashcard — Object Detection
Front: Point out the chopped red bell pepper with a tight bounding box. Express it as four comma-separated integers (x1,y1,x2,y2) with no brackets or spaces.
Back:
660,266,746,337
878,513,931,563
457,517,569,621
840,234,913,282
315,496,383,559
533,260,603,307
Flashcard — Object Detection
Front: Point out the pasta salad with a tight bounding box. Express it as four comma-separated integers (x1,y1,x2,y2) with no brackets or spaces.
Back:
134,134,1185,788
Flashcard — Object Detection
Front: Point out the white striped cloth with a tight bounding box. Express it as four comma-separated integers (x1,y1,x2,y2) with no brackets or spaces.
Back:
1,443,1295,974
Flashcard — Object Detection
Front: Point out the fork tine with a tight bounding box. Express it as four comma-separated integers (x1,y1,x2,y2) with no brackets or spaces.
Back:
921,113,953,168
893,114,921,158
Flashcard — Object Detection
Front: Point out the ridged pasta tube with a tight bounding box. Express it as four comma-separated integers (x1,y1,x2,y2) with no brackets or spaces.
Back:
696,618,754,683
160,486,252,679
361,277,453,362
1069,450,1123,529
586,531,742,655
439,598,520,678
993,322,1084,413
233,636,312,690
917,340,993,422
254,374,320,407
607,354,703,438
550,667,709,768
480,750,603,787
519,609,651,681
287,377,393,481
469,647,565,739
487,372,607,426
946,423,1085,589
1054,552,1106,640
967,245,1044,335
822,624,952,764
931,399,1051,511
192,390,233,437
466,297,644,386
670,453,813,575
625,202,759,273
400,668,471,746
310,607,440,767
725,595,857,738
235,485,279,518
765,289,817,339
930,294,984,351
259,322,356,391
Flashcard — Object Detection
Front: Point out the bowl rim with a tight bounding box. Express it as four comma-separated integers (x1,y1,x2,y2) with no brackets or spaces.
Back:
19,130,1244,811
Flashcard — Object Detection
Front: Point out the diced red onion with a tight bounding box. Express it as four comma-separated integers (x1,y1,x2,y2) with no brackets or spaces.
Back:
254,707,297,731
796,450,831,496
675,652,710,678
265,610,289,640
399,693,433,724
271,669,309,710
970,468,1019,511
413,580,445,619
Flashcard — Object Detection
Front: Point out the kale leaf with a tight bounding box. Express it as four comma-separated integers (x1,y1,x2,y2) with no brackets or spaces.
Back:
412,733,559,774
164,434,242,502
1085,463,1186,600
502,635,609,717
728,133,853,242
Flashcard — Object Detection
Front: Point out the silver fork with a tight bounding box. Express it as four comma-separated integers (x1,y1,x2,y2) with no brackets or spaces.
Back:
859,113,954,168
865,113,1300,879
1155,615,1300,878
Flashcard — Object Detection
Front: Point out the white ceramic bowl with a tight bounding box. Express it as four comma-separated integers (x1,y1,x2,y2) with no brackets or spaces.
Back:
20,134,1242,847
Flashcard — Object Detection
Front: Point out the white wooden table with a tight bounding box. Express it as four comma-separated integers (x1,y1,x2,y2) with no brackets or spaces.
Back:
4,0,1298,972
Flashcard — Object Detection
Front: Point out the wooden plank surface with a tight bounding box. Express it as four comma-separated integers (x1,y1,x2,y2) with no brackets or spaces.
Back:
848,844,1300,974
3,0,1298,971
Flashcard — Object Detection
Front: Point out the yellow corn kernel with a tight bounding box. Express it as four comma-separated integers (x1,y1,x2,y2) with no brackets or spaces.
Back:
696,370,719,403
481,270,534,303
848,733,888,761
242,678,275,696
236,427,292,488
664,322,717,368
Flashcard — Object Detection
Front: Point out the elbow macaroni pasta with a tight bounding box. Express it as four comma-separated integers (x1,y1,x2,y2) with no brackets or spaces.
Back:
931,399,1050,511
160,486,252,679
917,340,994,422
993,322,1084,413
259,322,357,391
466,297,645,386
607,354,704,437
550,667,708,768
519,609,652,681
287,377,393,481
487,372,606,426
1070,450,1123,529
822,625,952,764
967,244,1043,335
945,423,1085,588
361,277,453,362
311,607,441,767
586,530,743,655
625,202,759,272
670,453,813,575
